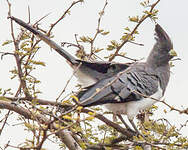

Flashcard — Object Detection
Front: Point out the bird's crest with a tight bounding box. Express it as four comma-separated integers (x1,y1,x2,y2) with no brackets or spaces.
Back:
154,24,173,51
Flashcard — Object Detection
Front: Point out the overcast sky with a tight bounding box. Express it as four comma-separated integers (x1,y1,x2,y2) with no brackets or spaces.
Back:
0,0,188,149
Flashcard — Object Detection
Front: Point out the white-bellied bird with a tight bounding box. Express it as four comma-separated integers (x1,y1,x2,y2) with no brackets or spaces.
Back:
76,23,177,135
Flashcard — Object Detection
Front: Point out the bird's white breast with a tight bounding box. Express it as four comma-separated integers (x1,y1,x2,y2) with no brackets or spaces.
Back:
104,85,163,120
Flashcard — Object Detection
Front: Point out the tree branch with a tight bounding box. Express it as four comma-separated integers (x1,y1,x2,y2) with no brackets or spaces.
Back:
109,0,160,61
89,0,108,58
47,0,83,36
81,108,135,138
0,101,81,150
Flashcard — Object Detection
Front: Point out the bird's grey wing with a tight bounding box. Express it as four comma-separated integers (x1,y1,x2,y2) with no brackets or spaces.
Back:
78,76,126,106
118,69,159,101
78,64,159,107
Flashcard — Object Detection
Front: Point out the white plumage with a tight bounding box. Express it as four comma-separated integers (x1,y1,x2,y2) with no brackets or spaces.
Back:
74,69,97,87
104,83,163,120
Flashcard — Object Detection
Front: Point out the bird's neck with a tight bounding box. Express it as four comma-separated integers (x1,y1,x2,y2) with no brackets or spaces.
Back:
151,63,170,95
146,52,170,69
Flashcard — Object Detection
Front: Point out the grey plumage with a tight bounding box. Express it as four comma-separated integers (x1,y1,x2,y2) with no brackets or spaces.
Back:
10,16,130,87
79,62,159,106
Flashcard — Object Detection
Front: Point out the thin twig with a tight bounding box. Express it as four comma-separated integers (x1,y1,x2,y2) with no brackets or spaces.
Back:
47,0,83,36
116,53,139,62
0,52,15,60
33,12,52,26
128,40,144,46
28,6,31,23
56,63,82,101
89,0,108,58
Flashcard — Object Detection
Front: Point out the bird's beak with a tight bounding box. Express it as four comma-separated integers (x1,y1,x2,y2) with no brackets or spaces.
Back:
169,49,177,57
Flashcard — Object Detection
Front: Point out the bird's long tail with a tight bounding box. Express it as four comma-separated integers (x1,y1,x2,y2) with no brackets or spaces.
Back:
10,16,78,65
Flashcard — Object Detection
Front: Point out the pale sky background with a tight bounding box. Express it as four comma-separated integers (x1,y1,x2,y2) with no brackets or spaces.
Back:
0,0,188,149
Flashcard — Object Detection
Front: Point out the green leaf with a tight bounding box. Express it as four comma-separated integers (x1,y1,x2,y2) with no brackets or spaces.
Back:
101,31,110,35
62,115,73,120
2,40,13,46
79,36,93,43
20,41,29,49
124,27,131,32
0,96,11,102
107,45,115,51
86,116,95,121
111,40,119,46
140,0,150,7
129,16,139,23
93,48,104,53
98,29,104,33
28,60,46,66
183,143,188,148
121,34,134,41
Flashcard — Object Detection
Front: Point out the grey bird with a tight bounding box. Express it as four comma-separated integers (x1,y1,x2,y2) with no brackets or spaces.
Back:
77,24,177,134
10,16,130,87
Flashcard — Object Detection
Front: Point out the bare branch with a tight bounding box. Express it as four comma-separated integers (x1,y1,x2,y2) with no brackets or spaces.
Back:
128,40,144,46
2,96,71,108
0,52,15,60
28,6,31,23
116,53,139,62
47,0,83,36
33,13,52,26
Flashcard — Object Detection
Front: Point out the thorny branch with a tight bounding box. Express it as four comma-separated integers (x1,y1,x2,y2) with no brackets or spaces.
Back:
2,95,135,138
0,99,135,142
89,0,108,58
109,0,161,61
1,0,31,137
7,0,31,98
47,0,83,36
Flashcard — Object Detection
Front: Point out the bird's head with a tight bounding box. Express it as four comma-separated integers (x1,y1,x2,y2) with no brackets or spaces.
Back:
147,24,177,67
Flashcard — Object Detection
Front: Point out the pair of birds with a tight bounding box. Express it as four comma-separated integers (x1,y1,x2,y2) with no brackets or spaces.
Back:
10,16,177,135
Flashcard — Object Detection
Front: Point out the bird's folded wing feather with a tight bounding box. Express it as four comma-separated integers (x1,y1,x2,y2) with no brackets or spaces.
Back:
78,63,159,107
